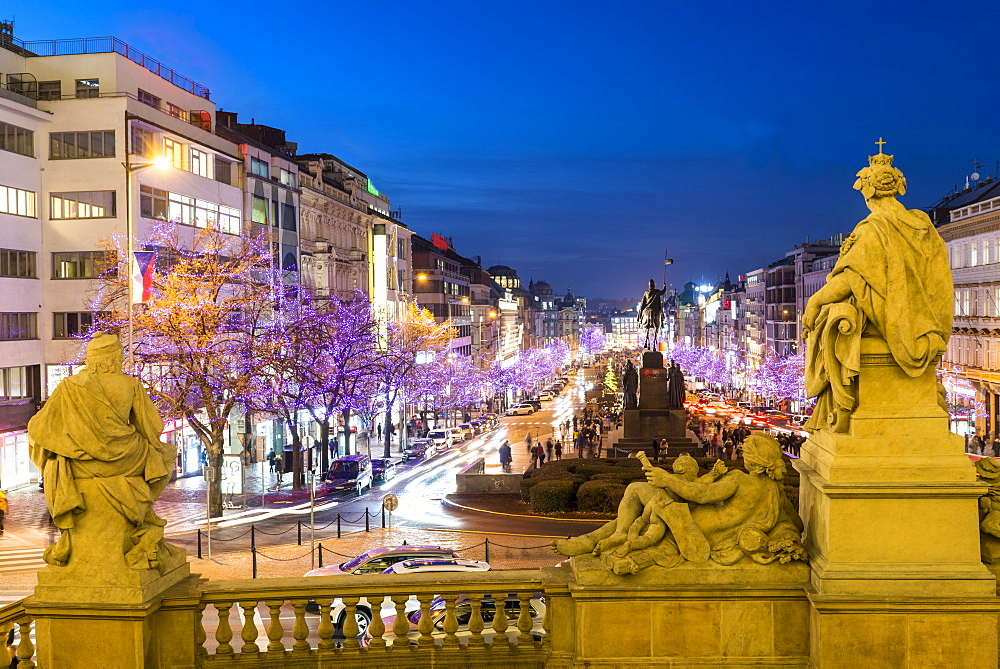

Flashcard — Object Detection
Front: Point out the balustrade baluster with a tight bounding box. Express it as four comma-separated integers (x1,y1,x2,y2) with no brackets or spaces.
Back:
290,599,311,652
391,596,410,648
467,594,486,647
340,597,361,652
317,601,336,651
541,592,551,650
491,595,510,648
265,600,285,653
240,601,260,654
516,593,534,645
367,600,387,650
16,619,34,669
416,595,435,648
214,602,234,656
195,602,208,658
441,594,460,650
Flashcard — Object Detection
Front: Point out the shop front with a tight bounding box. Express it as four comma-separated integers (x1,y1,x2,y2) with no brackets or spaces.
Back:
0,431,37,490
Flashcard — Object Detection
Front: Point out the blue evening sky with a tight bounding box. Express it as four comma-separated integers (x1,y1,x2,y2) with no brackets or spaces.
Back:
10,1,1000,299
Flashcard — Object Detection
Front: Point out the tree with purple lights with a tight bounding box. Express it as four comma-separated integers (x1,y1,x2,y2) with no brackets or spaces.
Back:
376,302,454,458
96,223,276,515
580,326,606,357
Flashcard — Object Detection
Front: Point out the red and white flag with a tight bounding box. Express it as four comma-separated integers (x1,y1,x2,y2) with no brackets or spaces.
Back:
131,251,155,304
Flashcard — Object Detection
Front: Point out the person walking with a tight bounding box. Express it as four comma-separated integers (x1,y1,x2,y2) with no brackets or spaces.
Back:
273,452,283,484
555,440,563,460
535,444,546,467
499,440,512,473
525,433,534,455
266,448,276,473
651,438,660,462
0,488,6,536
546,439,554,462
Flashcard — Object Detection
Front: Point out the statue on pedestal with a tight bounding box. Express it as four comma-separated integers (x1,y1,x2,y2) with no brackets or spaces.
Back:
802,144,951,432
554,433,805,573
637,279,667,350
621,359,639,410
666,360,685,409
28,334,179,571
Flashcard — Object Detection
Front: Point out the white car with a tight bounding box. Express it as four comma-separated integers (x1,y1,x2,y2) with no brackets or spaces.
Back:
380,558,491,575
539,391,555,401
426,429,453,449
506,403,535,416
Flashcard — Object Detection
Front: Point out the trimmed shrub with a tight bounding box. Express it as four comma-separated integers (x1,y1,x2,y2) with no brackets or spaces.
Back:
530,479,578,513
576,480,627,513
520,472,582,502
520,477,542,503
573,464,622,480
591,472,626,484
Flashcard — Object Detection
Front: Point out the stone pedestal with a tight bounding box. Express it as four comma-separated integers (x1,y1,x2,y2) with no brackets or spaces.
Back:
562,558,812,665
25,478,192,668
794,337,1000,666
616,351,696,456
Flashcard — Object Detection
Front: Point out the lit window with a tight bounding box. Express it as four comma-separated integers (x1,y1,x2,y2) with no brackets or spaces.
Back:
190,149,210,178
50,191,116,219
0,184,37,218
49,131,116,159
163,138,183,168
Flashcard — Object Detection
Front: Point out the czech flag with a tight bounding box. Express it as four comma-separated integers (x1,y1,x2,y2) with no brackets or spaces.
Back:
132,251,155,304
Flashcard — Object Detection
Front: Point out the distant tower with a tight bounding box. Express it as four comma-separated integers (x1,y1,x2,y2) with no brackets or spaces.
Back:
0,20,13,46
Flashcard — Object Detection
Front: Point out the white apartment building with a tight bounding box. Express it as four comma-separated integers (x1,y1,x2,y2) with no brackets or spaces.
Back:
0,37,50,488
0,34,246,478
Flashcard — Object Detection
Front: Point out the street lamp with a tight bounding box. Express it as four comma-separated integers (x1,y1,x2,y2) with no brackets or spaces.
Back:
122,150,170,369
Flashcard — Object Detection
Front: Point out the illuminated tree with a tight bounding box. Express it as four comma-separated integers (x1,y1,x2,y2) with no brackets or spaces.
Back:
580,326,606,357
96,222,276,514
604,361,620,394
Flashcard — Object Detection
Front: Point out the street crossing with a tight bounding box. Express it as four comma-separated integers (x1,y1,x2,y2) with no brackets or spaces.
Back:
0,546,46,573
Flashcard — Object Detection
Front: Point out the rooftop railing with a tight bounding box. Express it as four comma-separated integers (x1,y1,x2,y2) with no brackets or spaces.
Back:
9,36,210,100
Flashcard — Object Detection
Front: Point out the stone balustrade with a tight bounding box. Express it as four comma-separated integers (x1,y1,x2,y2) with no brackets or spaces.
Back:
153,568,558,667
0,601,35,668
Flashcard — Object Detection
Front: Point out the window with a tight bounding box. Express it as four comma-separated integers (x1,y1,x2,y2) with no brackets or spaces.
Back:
131,127,155,157
398,238,406,259
251,195,268,225
163,138,183,168
215,159,233,186
52,251,113,279
279,168,296,188
50,191,116,219
1,365,34,399
251,157,269,178
190,149,210,178
0,313,37,340
0,249,36,278
281,203,296,231
140,186,168,220
50,131,115,159
0,185,36,218
138,89,161,109
166,102,184,119
53,312,107,339
75,78,100,98
37,81,61,101
0,121,34,157
219,206,240,235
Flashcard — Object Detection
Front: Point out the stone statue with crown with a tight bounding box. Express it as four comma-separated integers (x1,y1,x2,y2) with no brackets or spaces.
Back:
27,333,188,602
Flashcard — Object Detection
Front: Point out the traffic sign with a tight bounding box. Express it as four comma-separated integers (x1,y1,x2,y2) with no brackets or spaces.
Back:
382,493,399,511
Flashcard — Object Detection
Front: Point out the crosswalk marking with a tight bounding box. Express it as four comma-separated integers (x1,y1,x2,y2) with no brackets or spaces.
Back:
0,547,46,572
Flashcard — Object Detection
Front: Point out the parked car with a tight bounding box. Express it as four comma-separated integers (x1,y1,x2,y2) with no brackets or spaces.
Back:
426,429,453,449
371,458,397,482
303,545,462,635
506,403,535,416
538,391,555,401
525,399,542,411
380,558,491,575
402,438,436,462
323,454,373,496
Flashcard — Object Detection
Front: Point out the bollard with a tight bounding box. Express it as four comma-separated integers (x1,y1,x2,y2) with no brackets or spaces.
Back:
251,524,257,578
485,537,490,564
337,513,341,538
197,528,202,559
365,507,370,532
297,519,302,546
382,506,386,529
318,543,324,568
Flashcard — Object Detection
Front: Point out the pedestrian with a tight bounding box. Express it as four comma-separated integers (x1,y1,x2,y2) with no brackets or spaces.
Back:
651,439,660,462
0,488,6,536
525,433,534,454
535,444,546,467
266,448,276,473
546,439,554,462
499,440,512,473
377,424,382,442
273,453,283,483
555,440,562,460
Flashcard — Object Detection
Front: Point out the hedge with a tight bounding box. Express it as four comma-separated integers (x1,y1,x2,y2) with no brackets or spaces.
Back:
530,479,578,513
576,480,627,513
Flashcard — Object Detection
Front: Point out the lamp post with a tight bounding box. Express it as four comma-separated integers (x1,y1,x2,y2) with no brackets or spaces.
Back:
122,147,169,370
